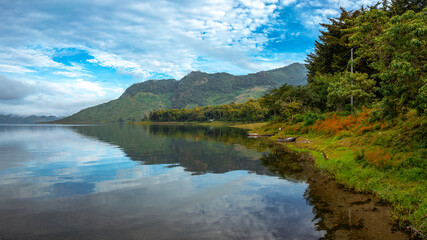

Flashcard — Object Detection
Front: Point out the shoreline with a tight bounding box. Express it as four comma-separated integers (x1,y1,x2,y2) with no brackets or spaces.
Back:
237,121,425,238
37,119,425,236
135,119,425,237
264,140,409,239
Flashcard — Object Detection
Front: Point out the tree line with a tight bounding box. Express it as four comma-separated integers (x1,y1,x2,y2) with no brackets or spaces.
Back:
149,0,426,122
149,99,269,122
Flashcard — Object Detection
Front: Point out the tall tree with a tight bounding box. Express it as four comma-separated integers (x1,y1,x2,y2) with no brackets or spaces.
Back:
305,8,362,83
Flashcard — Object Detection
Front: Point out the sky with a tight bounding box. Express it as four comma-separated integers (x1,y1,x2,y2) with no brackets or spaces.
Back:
0,0,377,116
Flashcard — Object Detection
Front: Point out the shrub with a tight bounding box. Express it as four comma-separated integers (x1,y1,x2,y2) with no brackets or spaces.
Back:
337,111,351,116
364,148,393,169
292,114,304,123
373,122,382,130
311,108,373,135
303,113,323,126
398,151,426,169
354,149,368,167
270,116,286,123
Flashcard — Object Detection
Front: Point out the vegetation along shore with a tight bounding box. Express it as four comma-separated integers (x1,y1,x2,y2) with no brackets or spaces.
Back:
145,3,427,238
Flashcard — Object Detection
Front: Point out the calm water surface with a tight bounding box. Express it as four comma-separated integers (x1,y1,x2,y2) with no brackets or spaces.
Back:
0,124,407,239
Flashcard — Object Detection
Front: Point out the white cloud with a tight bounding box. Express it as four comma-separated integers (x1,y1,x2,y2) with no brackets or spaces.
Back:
296,0,378,30
0,48,62,70
0,76,123,116
315,8,339,17
87,50,139,69
52,71,93,78
279,0,297,6
0,0,284,79
0,0,377,115
0,64,35,74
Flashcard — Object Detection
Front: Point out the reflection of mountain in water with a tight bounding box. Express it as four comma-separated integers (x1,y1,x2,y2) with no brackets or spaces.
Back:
70,124,272,175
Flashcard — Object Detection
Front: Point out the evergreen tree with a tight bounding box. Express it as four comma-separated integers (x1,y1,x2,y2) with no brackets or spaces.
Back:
305,8,361,82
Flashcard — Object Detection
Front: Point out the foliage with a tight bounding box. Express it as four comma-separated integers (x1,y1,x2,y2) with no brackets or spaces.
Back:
349,7,427,117
325,72,377,111
151,83,324,123
305,8,364,82
260,84,318,118
306,3,426,118
303,112,324,126
311,108,373,135
386,0,426,15
149,99,269,122
363,148,393,169
292,114,304,123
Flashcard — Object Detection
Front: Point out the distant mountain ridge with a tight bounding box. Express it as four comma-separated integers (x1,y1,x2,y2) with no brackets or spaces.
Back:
58,63,307,123
0,114,61,124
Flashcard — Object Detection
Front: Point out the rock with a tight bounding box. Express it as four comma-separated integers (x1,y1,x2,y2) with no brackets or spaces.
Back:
278,137,296,142
248,133,275,138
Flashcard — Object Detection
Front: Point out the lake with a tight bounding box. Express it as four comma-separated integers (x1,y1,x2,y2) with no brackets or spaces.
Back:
0,124,407,239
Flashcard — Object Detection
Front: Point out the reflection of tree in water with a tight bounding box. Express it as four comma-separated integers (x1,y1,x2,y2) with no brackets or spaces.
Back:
70,124,272,175
260,144,407,240
147,124,258,147
260,144,307,183
70,124,405,239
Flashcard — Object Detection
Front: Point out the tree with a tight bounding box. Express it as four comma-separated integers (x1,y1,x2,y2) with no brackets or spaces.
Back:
306,8,362,82
309,73,334,111
326,72,376,112
282,101,303,122
389,0,426,15
349,8,427,117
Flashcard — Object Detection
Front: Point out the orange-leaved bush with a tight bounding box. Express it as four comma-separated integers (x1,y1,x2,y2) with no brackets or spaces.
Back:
311,108,377,135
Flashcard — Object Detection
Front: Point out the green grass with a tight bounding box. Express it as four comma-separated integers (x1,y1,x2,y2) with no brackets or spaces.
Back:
232,122,269,130
253,113,427,235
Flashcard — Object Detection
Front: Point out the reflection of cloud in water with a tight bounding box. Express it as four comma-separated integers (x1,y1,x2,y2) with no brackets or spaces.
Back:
95,165,189,193
51,182,96,197
0,169,324,239
0,125,325,239
0,145,32,170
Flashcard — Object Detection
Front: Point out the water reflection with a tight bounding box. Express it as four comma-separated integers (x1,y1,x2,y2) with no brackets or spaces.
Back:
0,124,325,239
0,124,407,239
70,124,271,175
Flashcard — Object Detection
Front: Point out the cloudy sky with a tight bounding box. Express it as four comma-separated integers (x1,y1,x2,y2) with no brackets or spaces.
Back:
0,0,377,116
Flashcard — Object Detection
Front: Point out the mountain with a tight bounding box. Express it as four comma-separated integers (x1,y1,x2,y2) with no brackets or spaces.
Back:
0,114,61,124
58,63,307,123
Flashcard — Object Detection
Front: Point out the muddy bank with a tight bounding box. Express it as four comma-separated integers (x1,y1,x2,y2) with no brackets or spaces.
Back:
261,143,409,239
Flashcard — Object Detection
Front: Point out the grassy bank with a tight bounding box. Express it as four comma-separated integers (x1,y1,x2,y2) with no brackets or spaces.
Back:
247,109,426,237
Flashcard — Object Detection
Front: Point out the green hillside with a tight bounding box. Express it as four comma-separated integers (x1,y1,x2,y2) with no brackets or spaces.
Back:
58,63,307,123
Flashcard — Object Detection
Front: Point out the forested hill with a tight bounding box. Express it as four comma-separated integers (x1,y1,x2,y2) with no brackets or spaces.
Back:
57,63,307,123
